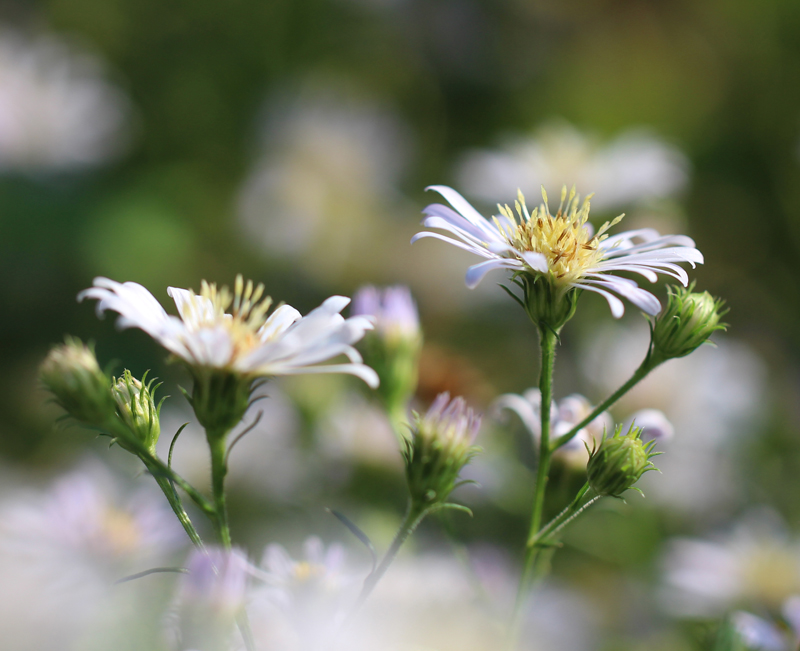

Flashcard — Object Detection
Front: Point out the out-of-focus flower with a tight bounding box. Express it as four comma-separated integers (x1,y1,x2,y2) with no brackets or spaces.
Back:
404,392,481,508
626,408,674,443
582,323,766,514
494,389,612,467
660,511,800,617
248,537,355,650
456,121,689,212
352,285,422,417
0,29,130,172
0,462,183,650
412,185,702,322
80,275,378,432
40,337,115,426
730,610,789,651
176,547,250,651
355,550,597,651
237,85,412,285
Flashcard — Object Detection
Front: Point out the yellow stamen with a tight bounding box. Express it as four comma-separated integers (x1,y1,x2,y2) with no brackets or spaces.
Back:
499,186,624,285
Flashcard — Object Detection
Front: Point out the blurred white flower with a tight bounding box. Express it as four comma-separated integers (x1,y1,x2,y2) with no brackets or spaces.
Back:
456,121,688,212
494,389,613,467
236,84,412,284
351,285,421,343
0,29,130,172
248,536,357,650
731,610,788,651
581,322,766,514
0,461,183,650
80,275,379,387
355,550,597,651
660,511,800,617
176,547,250,651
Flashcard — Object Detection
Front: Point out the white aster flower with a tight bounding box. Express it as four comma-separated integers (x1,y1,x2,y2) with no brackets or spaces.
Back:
78,275,379,387
412,185,703,317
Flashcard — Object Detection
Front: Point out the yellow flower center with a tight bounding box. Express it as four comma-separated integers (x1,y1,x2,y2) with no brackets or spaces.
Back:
495,187,623,285
182,275,276,360
292,561,326,583
100,507,141,556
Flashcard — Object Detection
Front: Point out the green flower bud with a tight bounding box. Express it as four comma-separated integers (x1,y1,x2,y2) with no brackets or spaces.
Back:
650,283,727,365
40,337,115,426
517,275,580,335
189,369,254,440
403,393,481,508
586,423,660,498
111,370,162,454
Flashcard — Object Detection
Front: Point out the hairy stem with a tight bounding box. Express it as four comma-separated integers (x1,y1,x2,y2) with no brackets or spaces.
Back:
207,432,232,548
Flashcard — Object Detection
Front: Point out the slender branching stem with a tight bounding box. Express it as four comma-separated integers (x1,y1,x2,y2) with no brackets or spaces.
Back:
354,500,429,613
551,357,654,452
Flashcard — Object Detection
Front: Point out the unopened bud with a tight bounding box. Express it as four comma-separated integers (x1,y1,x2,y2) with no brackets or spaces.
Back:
40,337,115,426
587,423,660,498
111,370,162,454
352,285,422,414
650,284,727,364
403,392,481,507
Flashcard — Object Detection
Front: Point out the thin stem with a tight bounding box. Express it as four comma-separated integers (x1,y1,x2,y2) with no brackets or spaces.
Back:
151,469,206,551
354,500,428,612
509,327,557,644
208,432,232,548
551,356,653,451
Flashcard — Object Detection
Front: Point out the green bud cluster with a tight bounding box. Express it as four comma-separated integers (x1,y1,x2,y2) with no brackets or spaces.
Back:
112,370,163,454
39,337,115,426
649,283,727,365
361,330,421,416
403,393,481,508
586,423,660,498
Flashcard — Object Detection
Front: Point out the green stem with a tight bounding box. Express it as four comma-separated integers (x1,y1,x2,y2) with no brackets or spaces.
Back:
508,327,557,644
208,432,232,548
528,483,597,548
355,500,428,611
551,356,654,452
149,466,206,551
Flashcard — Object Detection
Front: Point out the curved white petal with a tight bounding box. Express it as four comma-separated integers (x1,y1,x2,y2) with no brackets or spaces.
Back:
573,282,626,318
411,231,497,258
493,393,540,437
268,363,380,388
426,185,502,241
465,258,521,288
521,251,548,273
258,304,302,341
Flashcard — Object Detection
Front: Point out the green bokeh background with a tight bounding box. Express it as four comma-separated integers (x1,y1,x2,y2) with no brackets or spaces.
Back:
3,1,800,648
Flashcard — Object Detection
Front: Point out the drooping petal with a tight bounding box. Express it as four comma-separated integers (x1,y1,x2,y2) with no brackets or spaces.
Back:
465,258,521,289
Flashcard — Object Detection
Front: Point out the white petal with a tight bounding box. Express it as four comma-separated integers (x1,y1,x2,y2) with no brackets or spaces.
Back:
493,393,540,437
465,258,520,288
258,304,302,341
521,251,548,273
411,231,496,258
272,363,380,388
573,282,626,318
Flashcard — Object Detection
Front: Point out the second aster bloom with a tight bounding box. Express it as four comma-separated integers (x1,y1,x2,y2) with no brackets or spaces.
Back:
80,275,378,431
412,185,703,322
351,285,422,415
404,393,482,507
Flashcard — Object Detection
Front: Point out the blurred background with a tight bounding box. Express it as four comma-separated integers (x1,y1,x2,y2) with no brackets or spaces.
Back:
3,0,800,649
